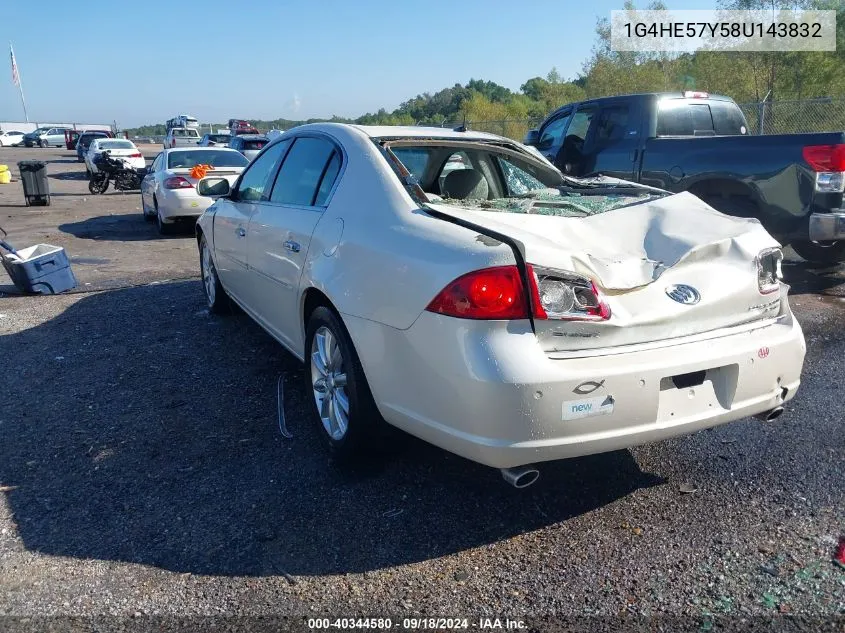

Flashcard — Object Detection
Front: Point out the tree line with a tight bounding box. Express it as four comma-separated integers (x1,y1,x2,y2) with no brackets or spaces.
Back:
125,0,844,137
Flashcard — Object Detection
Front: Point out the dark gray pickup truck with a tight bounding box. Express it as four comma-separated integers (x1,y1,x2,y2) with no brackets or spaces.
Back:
525,92,845,264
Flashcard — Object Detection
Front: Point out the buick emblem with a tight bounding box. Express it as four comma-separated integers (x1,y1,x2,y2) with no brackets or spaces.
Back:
665,284,701,305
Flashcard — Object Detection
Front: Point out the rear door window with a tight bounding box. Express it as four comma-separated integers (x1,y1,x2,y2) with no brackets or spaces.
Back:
269,137,337,206
313,151,342,206
592,105,631,145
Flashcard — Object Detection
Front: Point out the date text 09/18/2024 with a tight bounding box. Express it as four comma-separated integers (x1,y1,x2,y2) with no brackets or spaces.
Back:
307,618,527,630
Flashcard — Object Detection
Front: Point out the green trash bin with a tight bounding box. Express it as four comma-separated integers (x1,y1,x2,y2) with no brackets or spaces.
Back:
17,160,51,206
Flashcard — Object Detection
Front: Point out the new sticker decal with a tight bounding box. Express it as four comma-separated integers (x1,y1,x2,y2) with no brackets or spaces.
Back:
562,395,615,421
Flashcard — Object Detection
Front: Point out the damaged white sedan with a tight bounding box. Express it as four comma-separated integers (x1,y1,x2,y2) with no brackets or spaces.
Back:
195,124,806,487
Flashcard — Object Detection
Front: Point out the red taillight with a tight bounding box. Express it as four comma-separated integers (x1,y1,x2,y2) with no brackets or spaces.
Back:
129,152,142,158
426,266,529,320
802,144,845,172
683,91,710,99
164,176,194,189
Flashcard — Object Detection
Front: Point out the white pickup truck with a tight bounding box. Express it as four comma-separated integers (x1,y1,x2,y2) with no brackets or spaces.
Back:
164,127,200,149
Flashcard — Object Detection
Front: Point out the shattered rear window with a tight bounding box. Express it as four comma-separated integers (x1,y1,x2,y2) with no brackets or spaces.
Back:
465,191,657,217
388,141,665,216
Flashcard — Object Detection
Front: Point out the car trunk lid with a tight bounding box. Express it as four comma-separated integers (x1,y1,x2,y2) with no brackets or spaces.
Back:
426,191,784,353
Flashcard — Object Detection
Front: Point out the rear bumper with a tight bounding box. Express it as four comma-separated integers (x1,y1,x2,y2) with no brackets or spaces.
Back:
345,302,806,469
808,212,845,241
157,189,212,221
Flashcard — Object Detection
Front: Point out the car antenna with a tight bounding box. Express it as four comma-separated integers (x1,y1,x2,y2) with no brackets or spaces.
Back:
453,114,467,133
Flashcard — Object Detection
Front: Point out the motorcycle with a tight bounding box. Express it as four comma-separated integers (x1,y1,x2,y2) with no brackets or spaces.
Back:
88,151,144,195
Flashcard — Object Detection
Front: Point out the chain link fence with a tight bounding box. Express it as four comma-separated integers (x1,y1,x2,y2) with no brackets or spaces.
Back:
737,98,845,135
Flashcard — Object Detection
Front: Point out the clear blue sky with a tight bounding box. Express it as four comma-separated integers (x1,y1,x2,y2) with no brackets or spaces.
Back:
2,0,711,127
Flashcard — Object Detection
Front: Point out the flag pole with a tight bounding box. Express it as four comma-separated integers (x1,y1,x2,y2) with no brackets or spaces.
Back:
10,42,28,122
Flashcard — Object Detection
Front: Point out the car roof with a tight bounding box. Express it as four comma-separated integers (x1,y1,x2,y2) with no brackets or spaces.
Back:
165,146,240,153
352,124,505,141
268,123,512,145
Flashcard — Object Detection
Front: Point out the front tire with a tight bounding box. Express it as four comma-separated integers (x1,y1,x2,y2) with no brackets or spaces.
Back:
88,173,109,194
304,306,386,464
39,139,47,148
791,240,845,265
199,234,228,313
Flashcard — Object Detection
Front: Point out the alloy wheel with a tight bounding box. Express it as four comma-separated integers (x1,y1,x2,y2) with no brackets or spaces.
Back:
310,326,350,440
201,240,216,306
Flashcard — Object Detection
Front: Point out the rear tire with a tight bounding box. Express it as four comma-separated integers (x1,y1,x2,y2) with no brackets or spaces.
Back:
304,306,387,465
199,234,229,313
156,199,173,235
791,240,845,265
141,195,155,222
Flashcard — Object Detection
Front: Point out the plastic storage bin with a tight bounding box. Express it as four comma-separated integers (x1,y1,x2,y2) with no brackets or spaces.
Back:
1,243,77,294
17,160,51,206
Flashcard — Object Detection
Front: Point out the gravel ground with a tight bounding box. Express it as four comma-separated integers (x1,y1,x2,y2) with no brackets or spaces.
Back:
0,147,843,631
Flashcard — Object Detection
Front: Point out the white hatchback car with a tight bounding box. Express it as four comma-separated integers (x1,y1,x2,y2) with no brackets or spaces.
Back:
141,147,249,234
194,124,806,487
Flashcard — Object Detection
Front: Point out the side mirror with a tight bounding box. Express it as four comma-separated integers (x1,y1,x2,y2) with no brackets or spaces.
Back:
523,129,540,147
197,177,231,198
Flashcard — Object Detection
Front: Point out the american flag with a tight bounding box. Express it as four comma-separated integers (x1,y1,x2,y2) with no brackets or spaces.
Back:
10,45,19,86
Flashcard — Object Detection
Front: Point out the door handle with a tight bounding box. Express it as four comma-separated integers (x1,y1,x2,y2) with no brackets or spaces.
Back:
237,227,246,238
284,240,301,253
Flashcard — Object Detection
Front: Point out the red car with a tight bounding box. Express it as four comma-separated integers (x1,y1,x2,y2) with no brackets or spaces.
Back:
65,129,113,150
228,119,260,136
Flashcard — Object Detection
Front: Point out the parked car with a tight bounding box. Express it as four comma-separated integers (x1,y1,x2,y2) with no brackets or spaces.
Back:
194,124,806,486
166,114,199,130
141,147,248,235
164,127,201,149
0,130,25,146
76,131,111,162
228,134,269,160
228,119,259,135
23,127,69,147
198,133,231,147
24,126,71,148
524,92,845,264
85,139,144,175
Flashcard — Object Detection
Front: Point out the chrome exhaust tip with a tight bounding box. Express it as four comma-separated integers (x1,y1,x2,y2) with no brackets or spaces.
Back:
501,466,540,489
755,406,785,422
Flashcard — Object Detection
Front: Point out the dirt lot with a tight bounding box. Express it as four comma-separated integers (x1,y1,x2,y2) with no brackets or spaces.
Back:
0,146,843,629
